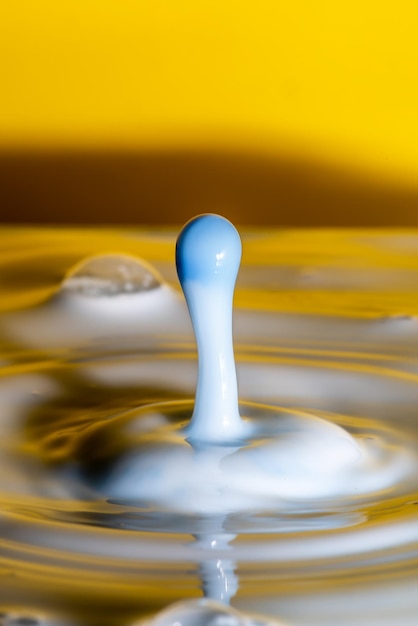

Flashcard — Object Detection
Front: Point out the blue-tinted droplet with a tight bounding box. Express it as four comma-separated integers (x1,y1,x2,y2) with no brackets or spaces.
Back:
176,215,244,444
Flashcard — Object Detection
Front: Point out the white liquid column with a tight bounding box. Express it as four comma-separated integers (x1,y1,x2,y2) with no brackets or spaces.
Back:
176,214,244,444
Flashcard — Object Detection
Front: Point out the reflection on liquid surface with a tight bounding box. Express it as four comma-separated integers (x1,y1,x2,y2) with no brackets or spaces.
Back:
0,227,417,626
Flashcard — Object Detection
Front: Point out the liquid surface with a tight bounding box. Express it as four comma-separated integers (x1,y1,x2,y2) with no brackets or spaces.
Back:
0,226,417,626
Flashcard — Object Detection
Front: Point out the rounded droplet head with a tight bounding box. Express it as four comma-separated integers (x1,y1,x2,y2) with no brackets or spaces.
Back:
176,214,242,287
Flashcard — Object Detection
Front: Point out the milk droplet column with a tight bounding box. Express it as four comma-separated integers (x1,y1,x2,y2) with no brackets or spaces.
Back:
176,215,244,444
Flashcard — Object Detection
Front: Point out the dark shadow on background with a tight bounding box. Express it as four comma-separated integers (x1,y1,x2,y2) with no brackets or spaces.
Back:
1,150,418,227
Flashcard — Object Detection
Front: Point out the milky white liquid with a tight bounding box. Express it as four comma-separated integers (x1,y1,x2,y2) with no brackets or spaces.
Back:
0,223,417,626
95,216,417,514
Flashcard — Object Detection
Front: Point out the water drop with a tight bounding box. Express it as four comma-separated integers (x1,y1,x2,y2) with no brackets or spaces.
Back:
95,215,417,513
3,225,418,626
176,215,244,445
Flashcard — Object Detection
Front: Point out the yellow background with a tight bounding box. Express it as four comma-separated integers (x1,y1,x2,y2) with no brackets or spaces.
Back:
1,1,418,186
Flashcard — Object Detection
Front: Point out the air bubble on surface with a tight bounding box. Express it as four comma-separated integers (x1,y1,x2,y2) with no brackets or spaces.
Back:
2,252,187,350
61,254,163,297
